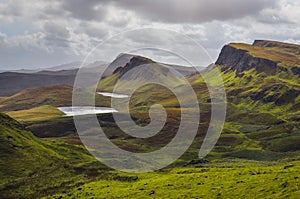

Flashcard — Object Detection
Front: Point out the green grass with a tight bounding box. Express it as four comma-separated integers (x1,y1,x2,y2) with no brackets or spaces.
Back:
45,159,300,199
0,84,73,112
229,43,300,66
6,105,64,122
0,113,111,198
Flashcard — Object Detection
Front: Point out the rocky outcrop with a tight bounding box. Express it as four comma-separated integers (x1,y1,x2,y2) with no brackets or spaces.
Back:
292,66,300,77
113,56,155,77
215,44,278,75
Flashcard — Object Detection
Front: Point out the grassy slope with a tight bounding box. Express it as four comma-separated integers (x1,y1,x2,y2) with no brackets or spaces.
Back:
0,84,73,112
229,42,300,67
46,159,300,199
6,105,64,122
0,113,111,199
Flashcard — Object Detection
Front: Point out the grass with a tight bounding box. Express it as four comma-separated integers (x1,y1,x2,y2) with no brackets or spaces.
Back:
0,113,110,199
6,105,64,122
229,43,300,66
0,84,73,112
45,159,300,199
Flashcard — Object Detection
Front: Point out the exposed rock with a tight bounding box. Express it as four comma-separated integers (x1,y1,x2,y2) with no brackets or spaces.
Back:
149,190,155,195
113,56,155,77
291,66,300,76
275,89,300,106
215,45,278,75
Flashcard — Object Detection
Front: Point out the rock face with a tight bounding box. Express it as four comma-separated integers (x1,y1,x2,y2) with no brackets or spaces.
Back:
113,56,155,77
215,40,300,107
215,44,278,75
292,66,300,77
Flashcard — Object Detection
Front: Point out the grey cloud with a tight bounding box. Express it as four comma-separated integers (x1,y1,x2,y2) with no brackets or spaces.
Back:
77,22,108,38
43,22,71,48
0,0,25,17
60,0,107,21
0,32,7,42
112,0,278,23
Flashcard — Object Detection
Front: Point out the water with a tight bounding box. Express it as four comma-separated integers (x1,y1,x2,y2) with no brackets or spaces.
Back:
58,106,117,116
97,92,129,98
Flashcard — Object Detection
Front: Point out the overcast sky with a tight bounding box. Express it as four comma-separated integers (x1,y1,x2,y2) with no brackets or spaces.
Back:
0,0,300,69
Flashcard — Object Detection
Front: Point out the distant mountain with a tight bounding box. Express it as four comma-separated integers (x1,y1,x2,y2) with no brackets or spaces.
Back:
0,54,197,96
102,53,134,77
98,54,199,92
0,63,108,96
0,72,75,96
0,60,108,74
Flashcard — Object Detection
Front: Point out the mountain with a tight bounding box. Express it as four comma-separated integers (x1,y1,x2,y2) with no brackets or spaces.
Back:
102,53,134,77
211,40,300,152
0,72,75,96
0,61,108,74
0,63,107,96
215,40,300,111
101,53,201,78
97,54,196,93
0,54,197,97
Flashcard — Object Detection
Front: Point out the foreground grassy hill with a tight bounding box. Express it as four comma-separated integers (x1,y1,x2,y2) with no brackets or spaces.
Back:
0,113,112,198
46,159,300,199
2,112,299,198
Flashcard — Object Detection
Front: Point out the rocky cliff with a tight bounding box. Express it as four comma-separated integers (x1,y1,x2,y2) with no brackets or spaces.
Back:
113,55,155,77
215,43,282,75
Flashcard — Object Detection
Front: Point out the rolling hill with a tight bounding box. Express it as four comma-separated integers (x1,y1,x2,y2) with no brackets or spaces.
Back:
0,84,73,112
0,113,107,198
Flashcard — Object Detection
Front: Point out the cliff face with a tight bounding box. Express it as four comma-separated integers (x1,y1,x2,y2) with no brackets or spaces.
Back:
216,40,300,75
214,40,300,108
215,42,288,75
113,56,155,77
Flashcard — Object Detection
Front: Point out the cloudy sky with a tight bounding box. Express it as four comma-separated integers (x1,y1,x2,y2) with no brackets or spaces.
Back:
0,0,300,69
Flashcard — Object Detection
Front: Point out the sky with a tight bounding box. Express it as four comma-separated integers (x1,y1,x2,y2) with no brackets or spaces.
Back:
0,0,300,70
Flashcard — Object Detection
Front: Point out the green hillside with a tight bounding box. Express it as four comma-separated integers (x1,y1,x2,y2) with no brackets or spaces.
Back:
0,84,73,112
0,113,109,198
46,160,300,199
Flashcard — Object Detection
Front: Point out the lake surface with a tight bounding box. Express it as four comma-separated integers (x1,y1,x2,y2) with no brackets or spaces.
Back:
58,106,117,116
97,92,129,98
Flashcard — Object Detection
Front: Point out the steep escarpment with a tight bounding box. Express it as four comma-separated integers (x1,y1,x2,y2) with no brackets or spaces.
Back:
215,40,300,110
216,40,300,74
216,43,285,75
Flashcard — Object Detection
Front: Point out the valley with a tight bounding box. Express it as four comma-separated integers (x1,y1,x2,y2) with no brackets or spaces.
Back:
1,40,300,198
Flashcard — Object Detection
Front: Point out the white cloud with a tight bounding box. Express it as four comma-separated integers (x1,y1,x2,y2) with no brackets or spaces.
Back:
0,0,299,69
